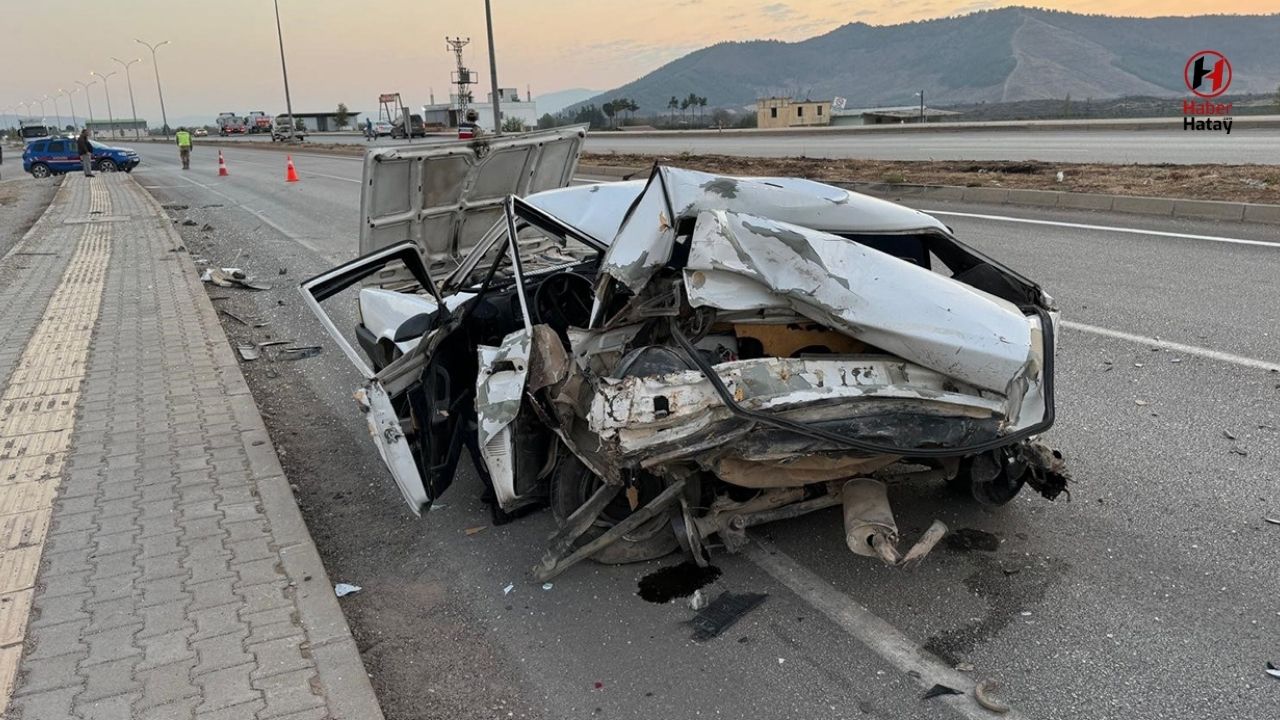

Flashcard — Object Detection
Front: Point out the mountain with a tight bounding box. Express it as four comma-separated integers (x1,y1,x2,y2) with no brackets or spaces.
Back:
534,88,600,115
578,8,1280,113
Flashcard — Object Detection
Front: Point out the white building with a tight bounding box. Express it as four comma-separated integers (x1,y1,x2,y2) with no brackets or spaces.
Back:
421,87,539,133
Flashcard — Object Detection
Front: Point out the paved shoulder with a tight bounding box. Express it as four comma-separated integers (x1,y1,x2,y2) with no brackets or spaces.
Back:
0,174,383,720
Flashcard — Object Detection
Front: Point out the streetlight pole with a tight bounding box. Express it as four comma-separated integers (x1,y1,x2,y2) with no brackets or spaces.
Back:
112,57,143,138
17,101,28,120
917,89,925,123
75,80,97,131
136,39,170,137
483,0,502,136
91,71,117,138
36,97,48,120
48,95,63,130
272,0,297,142
61,89,77,129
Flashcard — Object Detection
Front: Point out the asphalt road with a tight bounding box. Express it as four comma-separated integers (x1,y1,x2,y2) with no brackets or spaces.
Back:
210,127,1280,164
128,141,1280,720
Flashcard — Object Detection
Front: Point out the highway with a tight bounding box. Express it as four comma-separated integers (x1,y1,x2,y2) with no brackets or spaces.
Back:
128,141,1280,720
208,125,1280,164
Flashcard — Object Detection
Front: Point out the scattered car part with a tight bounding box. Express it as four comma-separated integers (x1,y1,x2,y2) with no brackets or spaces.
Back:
922,684,963,700
334,583,362,597
689,591,767,642
974,679,1010,714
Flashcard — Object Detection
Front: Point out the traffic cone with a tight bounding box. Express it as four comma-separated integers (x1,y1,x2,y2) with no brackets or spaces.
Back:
285,156,299,183
218,151,229,177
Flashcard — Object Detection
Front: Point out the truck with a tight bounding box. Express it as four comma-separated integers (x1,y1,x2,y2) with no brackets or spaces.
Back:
216,112,248,136
247,111,273,134
271,115,305,142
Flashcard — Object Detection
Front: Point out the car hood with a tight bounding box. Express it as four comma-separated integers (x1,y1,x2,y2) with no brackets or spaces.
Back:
357,125,586,283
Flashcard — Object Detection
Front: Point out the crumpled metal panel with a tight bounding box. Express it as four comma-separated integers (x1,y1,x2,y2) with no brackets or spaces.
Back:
476,328,533,510
683,210,1034,394
599,166,950,292
358,126,587,281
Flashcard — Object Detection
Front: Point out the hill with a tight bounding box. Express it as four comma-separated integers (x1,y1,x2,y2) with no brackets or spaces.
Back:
577,7,1280,113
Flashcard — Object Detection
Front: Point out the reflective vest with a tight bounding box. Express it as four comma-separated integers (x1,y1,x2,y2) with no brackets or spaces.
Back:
176,131,192,148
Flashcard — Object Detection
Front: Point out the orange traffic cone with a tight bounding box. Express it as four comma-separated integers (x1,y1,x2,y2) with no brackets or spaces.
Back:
218,151,229,177
285,156,299,183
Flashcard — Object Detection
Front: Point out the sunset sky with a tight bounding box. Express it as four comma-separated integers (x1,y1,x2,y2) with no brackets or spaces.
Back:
6,0,1277,122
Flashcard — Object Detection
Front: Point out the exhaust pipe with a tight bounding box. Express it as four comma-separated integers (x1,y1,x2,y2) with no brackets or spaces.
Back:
842,478,948,567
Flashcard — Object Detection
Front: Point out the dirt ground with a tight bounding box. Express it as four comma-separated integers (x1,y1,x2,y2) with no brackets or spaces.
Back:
581,153,1280,204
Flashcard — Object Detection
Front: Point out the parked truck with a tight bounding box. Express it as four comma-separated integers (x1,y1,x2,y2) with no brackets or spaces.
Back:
216,112,248,136
247,111,273,134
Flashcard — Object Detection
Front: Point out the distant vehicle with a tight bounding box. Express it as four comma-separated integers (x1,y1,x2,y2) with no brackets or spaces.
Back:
216,112,248,136
271,116,305,142
23,138,140,177
390,114,426,139
247,111,273,134
19,122,53,142
193,128,209,137
372,121,393,137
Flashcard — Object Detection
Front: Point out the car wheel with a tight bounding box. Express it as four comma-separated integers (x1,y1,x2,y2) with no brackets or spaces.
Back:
97,159,119,173
550,455,680,565
30,163,51,179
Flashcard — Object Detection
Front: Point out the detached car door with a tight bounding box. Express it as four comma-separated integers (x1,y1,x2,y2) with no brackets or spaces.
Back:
299,127,588,516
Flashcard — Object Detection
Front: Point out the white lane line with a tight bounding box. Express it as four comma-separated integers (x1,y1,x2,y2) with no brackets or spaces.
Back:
924,210,1280,249
745,539,1024,720
163,173,337,260
1063,321,1280,372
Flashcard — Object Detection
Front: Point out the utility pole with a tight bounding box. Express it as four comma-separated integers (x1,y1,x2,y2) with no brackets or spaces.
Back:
48,95,63,131
62,89,78,128
274,0,297,142
75,80,97,130
113,57,143,138
91,71,117,138
483,0,501,135
136,39,171,137
917,89,925,123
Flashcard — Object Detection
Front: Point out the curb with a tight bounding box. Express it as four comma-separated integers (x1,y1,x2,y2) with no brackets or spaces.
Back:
130,176,386,720
577,164,1280,225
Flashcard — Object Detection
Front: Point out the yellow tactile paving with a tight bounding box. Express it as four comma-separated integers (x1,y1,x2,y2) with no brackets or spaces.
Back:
0,183,112,715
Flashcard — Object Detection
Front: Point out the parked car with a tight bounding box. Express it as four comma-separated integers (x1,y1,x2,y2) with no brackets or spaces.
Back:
301,127,1069,581
372,121,393,137
194,128,209,137
390,114,427,139
22,138,140,177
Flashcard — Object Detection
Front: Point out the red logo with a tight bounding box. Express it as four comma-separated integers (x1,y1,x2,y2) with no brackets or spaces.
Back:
1184,50,1231,98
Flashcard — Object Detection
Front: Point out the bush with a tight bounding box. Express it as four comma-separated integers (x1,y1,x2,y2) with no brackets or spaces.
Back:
501,116,526,133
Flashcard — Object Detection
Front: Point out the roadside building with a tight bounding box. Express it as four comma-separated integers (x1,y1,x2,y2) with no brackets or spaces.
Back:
86,118,148,138
756,97,832,129
421,87,538,133
279,111,364,132
831,106,961,126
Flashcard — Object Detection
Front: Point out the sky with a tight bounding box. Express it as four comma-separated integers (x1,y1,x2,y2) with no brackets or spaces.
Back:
4,0,1277,124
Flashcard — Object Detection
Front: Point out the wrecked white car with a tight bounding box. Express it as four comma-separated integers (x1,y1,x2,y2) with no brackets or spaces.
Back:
301,127,1068,579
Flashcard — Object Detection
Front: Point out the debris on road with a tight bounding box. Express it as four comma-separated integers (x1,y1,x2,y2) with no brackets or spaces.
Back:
220,309,250,326
541,583,553,591
464,526,488,536
200,223,214,232
689,591,767,642
946,528,1001,553
503,583,514,595
181,219,198,226
334,583,362,597
954,662,975,672
1223,430,1237,440
237,340,292,362
921,684,963,700
1265,661,1280,678
278,345,322,361
1263,517,1280,526
688,589,709,611
202,266,273,291
974,679,1011,714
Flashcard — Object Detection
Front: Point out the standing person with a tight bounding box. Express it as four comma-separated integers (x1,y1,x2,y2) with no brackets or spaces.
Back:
175,128,193,170
458,109,482,140
365,117,374,141
77,128,95,178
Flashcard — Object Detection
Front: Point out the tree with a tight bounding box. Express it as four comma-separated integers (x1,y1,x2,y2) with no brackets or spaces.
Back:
1062,94,1072,118
1275,84,1280,111
686,93,699,123
602,101,616,128
537,113,558,129
335,102,350,128
698,96,708,121
501,116,526,133
710,108,731,128
679,97,690,123
667,96,679,124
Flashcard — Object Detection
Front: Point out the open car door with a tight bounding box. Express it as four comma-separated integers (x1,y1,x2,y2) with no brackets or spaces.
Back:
299,128,587,516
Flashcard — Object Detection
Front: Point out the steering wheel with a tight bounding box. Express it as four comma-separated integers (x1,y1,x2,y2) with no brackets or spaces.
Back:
533,272,594,335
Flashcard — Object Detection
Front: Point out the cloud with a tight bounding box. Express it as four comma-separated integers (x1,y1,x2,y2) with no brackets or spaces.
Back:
761,3,798,20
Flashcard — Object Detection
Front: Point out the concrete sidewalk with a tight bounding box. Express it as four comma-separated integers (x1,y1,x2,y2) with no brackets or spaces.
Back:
0,175,383,720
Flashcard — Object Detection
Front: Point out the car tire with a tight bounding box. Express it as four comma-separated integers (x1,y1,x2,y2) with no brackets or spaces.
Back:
30,163,51,179
550,455,680,565
97,159,118,173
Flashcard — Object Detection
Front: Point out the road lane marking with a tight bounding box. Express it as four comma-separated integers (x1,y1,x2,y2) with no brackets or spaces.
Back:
924,210,1280,249
745,538,1025,720
0,179,113,714
1063,321,1280,372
